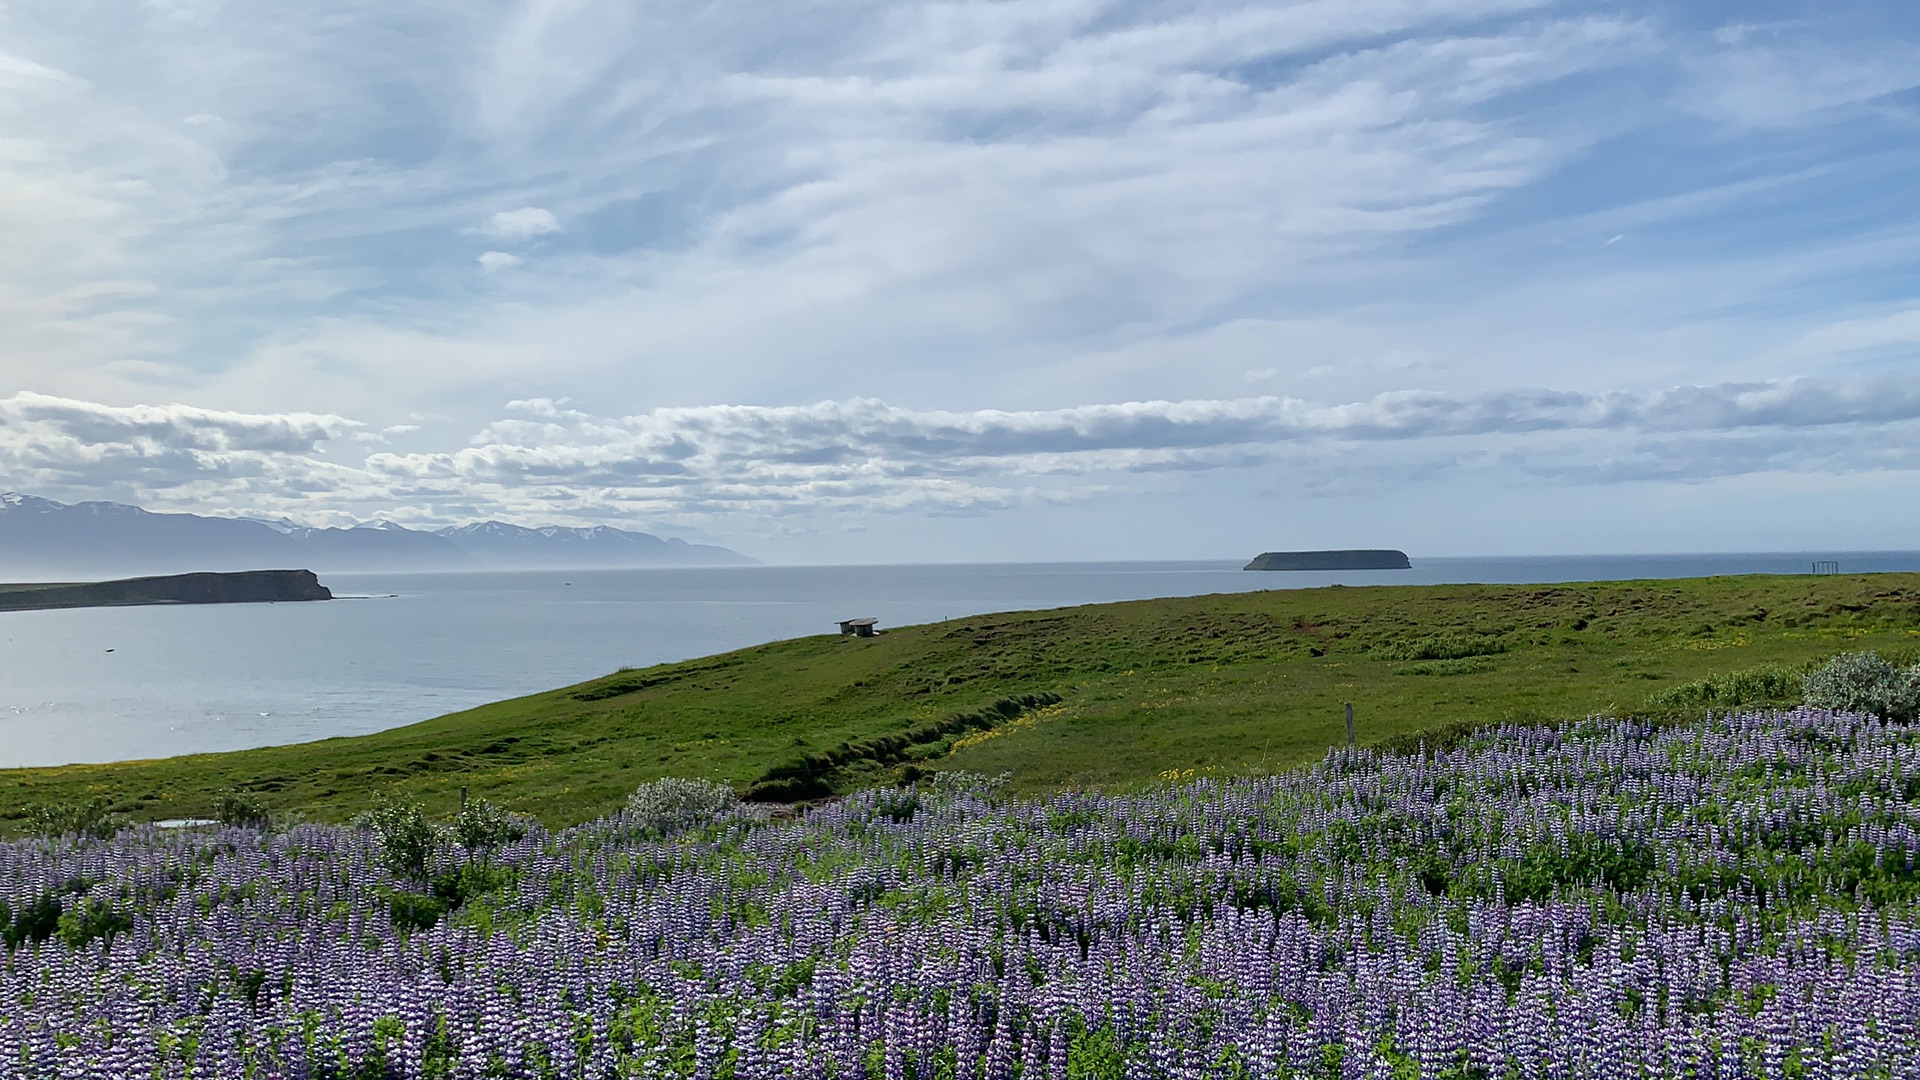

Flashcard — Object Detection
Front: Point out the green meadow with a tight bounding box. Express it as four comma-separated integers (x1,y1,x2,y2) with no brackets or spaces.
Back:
3,572,1917,833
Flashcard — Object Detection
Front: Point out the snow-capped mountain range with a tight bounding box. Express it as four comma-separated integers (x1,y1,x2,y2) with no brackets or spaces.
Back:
0,493,755,577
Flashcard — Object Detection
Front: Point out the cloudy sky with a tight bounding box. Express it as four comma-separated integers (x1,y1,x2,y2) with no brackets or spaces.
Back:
2,0,1918,563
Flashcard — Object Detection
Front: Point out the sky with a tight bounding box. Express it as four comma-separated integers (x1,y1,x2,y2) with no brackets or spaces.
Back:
2,0,1919,564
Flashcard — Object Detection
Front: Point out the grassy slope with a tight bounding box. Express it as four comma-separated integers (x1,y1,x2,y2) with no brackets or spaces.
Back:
2,572,1917,831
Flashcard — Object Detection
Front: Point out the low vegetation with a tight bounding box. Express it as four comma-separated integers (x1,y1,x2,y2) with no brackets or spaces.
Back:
5,711,1919,1076
8,579,1920,1075
3,573,1919,831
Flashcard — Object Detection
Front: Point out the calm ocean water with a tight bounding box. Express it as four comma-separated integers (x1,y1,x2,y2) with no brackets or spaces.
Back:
4,552,1918,768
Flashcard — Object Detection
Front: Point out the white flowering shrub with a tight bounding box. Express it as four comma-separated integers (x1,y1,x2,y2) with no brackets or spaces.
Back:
929,770,1012,801
1802,651,1920,722
625,777,743,838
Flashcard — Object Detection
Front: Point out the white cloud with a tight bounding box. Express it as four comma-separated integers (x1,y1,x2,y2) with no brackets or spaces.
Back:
477,250,522,271
1786,307,1920,360
7,378,1918,533
0,391,354,453
0,392,363,511
363,378,1920,496
503,397,570,416
0,0,1671,417
480,207,560,241
1688,35,1920,128
118,1,1679,423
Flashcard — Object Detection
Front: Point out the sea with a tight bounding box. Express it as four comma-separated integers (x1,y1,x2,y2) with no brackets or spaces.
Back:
4,551,1918,769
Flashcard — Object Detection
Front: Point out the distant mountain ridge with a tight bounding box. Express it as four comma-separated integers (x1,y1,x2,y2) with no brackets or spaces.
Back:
434,520,751,568
0,493,755,576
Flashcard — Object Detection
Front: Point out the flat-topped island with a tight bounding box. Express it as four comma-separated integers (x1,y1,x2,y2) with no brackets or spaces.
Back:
1244,549,1412,571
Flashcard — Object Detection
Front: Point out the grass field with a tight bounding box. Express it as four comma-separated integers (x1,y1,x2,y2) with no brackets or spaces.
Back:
2,572,1917,832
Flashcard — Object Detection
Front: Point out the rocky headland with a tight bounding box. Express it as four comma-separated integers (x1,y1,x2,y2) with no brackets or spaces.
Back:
0,569,332,612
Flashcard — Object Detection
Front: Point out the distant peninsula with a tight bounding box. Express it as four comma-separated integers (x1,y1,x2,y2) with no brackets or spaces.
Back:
0,570,333,613
0,492,756,577
1244,549,1412,571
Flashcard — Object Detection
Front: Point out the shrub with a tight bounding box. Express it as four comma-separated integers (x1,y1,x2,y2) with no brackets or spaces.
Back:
0,894,62,950
453,797,526,853
1368,633,1506,662
354,797,441,880
1396,657,1496,677
1648,664,1805,711
23,797,128,841
432,863,517,908
57,898,132,950
388,891,448,934
871,787,921,823
625,778,743,838
211,790,270,828
1803,651,1920,722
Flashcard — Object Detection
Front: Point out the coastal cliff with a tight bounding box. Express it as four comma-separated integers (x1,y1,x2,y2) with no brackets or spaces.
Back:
0,569,333,612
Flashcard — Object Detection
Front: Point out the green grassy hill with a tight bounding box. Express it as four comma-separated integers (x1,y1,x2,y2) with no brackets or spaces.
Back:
3,572,1917,831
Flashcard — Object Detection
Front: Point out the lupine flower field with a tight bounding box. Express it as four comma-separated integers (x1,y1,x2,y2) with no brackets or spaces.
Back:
6,709,1920,1078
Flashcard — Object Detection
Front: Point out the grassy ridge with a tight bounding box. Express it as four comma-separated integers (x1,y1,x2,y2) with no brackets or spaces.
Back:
2,572,1918,831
